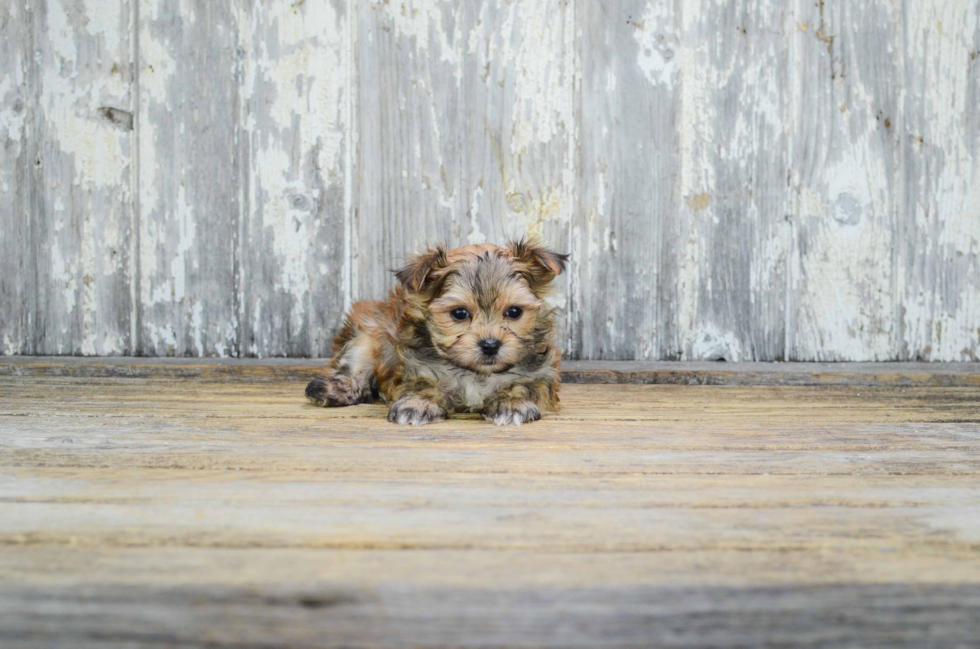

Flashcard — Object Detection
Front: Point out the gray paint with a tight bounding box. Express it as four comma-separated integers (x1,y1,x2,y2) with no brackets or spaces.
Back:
0,0,978,360
572,0,681,361
0,2,32,355
32,0,135,357
355,0,573,302
138,0,240,356
790,0,903,361
4,582,980,647
238,0,348,357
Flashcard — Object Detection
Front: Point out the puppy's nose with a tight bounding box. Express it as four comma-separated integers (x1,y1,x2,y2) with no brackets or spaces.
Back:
478,338,502,356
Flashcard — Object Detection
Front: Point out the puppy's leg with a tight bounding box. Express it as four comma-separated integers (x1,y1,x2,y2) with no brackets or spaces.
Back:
483,382,552,426
305,345,374,407
386,379,448,426
306,316,378,408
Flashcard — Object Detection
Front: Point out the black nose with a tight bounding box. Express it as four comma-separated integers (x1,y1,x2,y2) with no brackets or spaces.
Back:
478,338,502,356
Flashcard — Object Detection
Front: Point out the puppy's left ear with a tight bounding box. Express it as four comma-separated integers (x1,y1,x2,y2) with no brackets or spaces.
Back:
508,238,569,288
394,245,449,292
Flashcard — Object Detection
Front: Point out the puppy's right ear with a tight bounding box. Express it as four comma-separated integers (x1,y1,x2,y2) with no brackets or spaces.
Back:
507,237,569,288
394,246,449,292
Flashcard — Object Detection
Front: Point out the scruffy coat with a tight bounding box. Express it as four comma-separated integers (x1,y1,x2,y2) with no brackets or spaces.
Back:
305,240,568,426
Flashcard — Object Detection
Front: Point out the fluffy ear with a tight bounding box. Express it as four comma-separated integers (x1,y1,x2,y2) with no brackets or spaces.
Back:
394,246,449,292
508,237,569,288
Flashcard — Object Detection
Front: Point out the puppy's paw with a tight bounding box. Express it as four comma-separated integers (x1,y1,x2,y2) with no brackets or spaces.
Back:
306,373,361,407
483,400,541,426
387,396,447,426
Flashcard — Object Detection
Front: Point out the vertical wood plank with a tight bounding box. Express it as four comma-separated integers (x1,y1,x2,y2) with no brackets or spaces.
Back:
457,0,575,347
789,0,903,360
676,0,792,361
354,0,461,302
138,0,240,356
31,0,135,354
354,0,574,305
571,0,681,360
0,2,32,355
900,0,980,361
239,0,348,357
456,0,575,253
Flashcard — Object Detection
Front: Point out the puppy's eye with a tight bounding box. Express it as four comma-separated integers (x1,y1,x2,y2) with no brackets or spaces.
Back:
450,307,470,322
504,306,523,319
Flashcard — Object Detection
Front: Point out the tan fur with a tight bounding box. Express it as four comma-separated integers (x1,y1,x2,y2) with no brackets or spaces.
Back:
306,239,568,426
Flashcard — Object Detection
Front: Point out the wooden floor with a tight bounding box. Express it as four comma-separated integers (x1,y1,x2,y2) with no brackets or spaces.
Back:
2,360,980,648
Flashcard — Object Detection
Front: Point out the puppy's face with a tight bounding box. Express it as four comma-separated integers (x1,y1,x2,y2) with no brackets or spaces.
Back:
428,255,541,373
396,241,568,374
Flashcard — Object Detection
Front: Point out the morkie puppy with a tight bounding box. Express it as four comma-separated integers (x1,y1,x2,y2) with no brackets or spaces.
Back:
305,239,568,426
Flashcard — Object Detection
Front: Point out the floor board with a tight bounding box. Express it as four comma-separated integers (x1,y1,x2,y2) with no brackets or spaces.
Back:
1,364,979,647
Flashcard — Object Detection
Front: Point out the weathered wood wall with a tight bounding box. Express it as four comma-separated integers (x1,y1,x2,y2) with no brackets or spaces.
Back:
1,0,977,360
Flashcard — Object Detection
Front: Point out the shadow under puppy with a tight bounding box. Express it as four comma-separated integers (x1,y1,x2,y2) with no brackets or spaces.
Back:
306,239,568,426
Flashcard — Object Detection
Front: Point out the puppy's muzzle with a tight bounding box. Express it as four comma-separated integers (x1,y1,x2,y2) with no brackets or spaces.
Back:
478,338,502,357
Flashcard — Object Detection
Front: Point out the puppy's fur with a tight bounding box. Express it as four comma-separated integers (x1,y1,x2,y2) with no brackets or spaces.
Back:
305,239,568,426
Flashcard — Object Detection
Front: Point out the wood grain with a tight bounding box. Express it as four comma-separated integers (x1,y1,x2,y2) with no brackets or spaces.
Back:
238,0,348,357
354,0,573,301
137,0,240,356
31,0,135,355
789,0,903,360
1,365,979,646
0,1,32,355
900,0,980,362
354,0,461,301
571,0,680,360
2,577,978,649
3,357,980,387
677,0,792,362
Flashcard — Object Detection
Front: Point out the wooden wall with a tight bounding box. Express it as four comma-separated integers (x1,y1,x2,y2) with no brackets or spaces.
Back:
1,0,978,361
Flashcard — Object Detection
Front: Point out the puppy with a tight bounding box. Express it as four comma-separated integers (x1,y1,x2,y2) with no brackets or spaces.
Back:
305,239,568,426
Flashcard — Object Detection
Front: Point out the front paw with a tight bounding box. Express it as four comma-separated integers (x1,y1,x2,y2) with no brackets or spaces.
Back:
387,396,447,426
483,401,541,426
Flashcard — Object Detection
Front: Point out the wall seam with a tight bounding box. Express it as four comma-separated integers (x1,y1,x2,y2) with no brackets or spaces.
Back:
27,1,39,355
234,0,248,357
565,0,579,359
342,0,357,320
783,0,801,362
131,0,143,356
894,0,909,360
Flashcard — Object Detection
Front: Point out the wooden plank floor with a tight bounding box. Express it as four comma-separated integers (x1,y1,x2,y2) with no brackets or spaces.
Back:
1,362,979,647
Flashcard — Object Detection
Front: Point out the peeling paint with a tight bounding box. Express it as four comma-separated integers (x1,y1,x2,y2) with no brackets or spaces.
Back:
686,193,710,211
241,1,347,356
504,186,567,239
504,1,572,156
0,77,27,140
239,0,348,357
900,0,980,361
138,0,240,356
2,0,978,361
467,185,487,244
691,325,744,362
632,1,679,89
24,0,135,355
376,0,454,58
0,0,31,354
